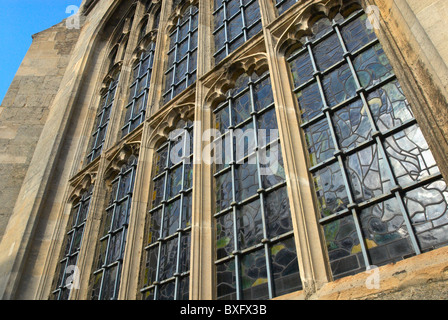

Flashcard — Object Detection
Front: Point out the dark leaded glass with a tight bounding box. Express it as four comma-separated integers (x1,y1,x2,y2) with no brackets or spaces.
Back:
213,71,302,300
141,121,194,300
86,70,120,164
213,0,262,65
163,5,198,104
52,186,93,300
274,0,298,16
122,41,156,137
287,9,448,280
90,155,138,300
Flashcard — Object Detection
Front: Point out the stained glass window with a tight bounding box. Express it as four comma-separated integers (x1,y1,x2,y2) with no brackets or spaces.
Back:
163,5,198,105
121,41,156,137
287,9,448,280
213,0,262,65
86,69,120,164
51,186,93,300
91,155,138,300
213,71,302,300
141,120,194,300
274,0,298,16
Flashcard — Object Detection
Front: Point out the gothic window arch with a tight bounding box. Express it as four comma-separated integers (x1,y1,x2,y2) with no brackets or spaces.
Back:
87,67,121,164
284,7,448,280
162,3,199,105
122,40,156,138
213,0,262,65
145,0,161,30
211,66,302,300
85,9,136,164
51,182,94,300
138,19,149,43
141,115,194,300
90,149,139,300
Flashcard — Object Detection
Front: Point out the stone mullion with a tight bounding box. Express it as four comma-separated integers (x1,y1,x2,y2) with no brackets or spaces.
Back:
117,131,153,300
188,83,215,300
102,3,145,153
186,0,215,301
74,2,149,300
69,156,112,300
146,0,175,117
117,0,173,300
37,3,142,300
259,1,332,295
64,5,149,299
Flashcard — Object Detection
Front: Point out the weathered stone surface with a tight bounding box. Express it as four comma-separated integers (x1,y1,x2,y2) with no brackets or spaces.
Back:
0,0,448,301
0,21,80,242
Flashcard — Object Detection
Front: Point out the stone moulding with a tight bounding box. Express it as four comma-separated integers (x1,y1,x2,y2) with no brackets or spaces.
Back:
203,52,269,110
147,101,196,149
104,141,141,182
275,0,362,55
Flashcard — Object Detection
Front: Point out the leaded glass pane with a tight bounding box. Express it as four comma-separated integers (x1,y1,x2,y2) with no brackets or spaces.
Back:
216,212,235,259
163,6,198,104
275,0,298,16
214,71,302,300
359,198,414,267
213,0,262,65
142,121,194,300
271,237,302,297
122,42,155,137
217,259,237,300
90,156,137,300
287,9,448,279
241,249,269,300
405,180,448,250
87,71,120,164
52,187,93,300
237,199,263,250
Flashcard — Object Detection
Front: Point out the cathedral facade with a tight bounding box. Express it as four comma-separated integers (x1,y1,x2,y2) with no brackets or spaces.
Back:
1,0,448,300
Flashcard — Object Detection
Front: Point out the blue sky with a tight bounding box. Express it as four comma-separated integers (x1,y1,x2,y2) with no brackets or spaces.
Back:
0,0,82,104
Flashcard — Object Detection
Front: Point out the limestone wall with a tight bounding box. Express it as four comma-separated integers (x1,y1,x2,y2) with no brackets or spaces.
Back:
0,21,80,242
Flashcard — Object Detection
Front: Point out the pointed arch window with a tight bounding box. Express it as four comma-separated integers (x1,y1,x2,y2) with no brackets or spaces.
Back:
52,185,94,300
213,70,302,300
91,155,138,300
141,120,194,300
87,69,121,164
286,9,448,280
213,0,262,64
163,5,199,105
122,41,156,137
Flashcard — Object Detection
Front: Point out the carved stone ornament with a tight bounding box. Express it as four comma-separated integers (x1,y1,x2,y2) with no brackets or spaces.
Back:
104,141,141,182
275,0,362,54
204,52,269,110
165,0,199,33
69,171,97,203
147,100,195,149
